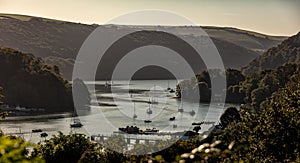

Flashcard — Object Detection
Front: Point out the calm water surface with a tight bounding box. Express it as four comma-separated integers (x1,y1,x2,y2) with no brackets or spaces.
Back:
0,80,237,143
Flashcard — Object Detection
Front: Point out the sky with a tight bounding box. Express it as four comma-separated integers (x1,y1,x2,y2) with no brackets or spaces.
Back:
0,0,299,36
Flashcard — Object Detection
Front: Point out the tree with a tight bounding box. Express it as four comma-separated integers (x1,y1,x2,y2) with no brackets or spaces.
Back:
248,75,300,162
0,136,44,163
53,65,60,74
0,47,74,113
196,70,211,87
226,69,245,87
226,85,244,103
241,63,297,110
32,132,103,163
220,107,241,128
155,138,200,162
198,81,211,102
219,73,300,162
0,87,8,120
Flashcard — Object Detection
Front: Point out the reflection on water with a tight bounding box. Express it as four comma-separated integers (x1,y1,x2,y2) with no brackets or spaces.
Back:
0,80,237,143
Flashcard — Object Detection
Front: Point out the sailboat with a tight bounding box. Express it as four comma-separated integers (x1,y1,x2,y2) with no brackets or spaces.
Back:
133,102,137,124
167,80,171,91
150,85,158,104
70,109,83,128
169,117,175,121
169,89,175,93
70,120,83,128
146,106,153,115
144,120,152,123
104,81,110,88
150,98,158,104
189,110,196,116
144,102,153,123
178,102,184,113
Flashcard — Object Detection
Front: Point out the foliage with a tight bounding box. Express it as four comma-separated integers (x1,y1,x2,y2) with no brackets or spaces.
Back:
220,107,241,128
242,32,300,75
32,132,103,163
176,69,245,103
153,138,200,162
219,73,300,162
0,135,44,163
0,87,8,120
178,62,298,111
102,134,126,153
178,140,242,163
0,47,74,112
241,63,297,110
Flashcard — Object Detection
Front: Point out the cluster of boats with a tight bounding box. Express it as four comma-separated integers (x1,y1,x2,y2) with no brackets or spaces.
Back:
117,126,159,135
70,82,195,136
118,83,201,134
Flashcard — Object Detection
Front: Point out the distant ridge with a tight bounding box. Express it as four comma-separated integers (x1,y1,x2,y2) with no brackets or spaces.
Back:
0,13,286,80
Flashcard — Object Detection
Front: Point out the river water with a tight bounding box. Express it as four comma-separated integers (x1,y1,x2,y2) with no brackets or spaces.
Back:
0,80,237,143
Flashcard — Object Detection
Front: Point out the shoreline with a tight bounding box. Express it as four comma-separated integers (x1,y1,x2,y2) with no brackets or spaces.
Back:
1,112,73,122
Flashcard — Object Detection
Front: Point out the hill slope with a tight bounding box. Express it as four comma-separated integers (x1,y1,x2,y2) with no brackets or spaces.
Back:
242,32,300,75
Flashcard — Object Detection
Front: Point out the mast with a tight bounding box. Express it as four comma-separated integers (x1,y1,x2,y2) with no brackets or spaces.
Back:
167,80,170,90
178,101,184,113
133,102,137,125
151,84,158,104
145,101,153,128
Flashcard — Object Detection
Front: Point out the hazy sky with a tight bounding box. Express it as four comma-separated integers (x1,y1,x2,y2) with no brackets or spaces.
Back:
0,0,299,36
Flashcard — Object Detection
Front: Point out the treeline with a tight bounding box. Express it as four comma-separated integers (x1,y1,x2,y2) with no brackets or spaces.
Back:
176,62,299,109
176,68,245,103
0,47,74,112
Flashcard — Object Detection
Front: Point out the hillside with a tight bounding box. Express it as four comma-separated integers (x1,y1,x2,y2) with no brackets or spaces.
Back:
0,14,286,80
0,47,74,112
96,30,258,80
242,32,300,75
203,26,286,53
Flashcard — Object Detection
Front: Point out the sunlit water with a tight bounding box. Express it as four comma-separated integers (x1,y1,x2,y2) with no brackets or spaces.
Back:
0,80,238,143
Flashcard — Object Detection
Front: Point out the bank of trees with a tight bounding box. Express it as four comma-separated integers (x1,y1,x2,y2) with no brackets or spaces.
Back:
218,73,300,162
177,62,299,110
0,47,73,112
176,69,245,103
